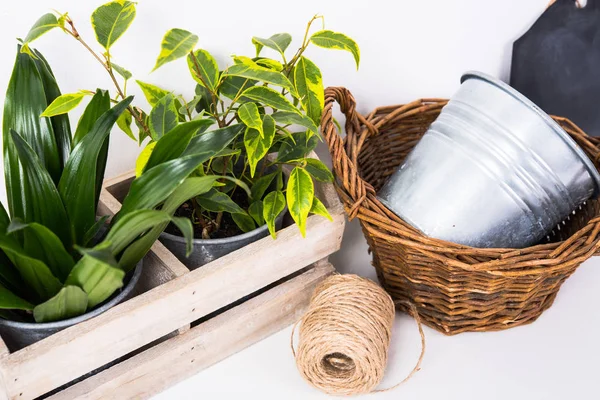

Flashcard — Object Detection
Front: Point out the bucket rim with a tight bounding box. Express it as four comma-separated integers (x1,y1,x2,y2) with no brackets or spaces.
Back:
461,71,600,197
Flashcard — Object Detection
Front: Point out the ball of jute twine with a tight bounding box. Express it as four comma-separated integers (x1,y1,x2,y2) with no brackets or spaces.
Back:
291,274,426,396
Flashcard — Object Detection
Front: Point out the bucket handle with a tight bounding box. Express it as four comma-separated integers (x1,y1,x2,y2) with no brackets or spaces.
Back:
321,87,378,219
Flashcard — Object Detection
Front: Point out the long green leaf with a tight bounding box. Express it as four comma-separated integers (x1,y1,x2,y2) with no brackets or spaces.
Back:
244,115,275,177
197,188,245,214
0,282,33,311
117,176,219,270
220,76,256,101
144,119,213,173
248,200,264,225
8,130,71,247
153,28,198,71
3,47,62,219
33,285,88,323
310,30,360,69
310,196,332,221
294,57,324,125
8,220,74,282
286,167,314,237
32,49,72,170
182,124,245,156
91,0,136,50
0,234,62,302
252,33,291,58
241,86,300,114
187,49,219,92
149,93,178,140
231,212,256,233
277,131,318,162
66,244,124,308
73,90,111,207
250,171,278,201
224,63,294,93
58,97,133,245
304,158,333,182
111,62,132,80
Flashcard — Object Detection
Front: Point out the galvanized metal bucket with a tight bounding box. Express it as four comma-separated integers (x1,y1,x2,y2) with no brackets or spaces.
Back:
377,71,600,249
0,261,143,351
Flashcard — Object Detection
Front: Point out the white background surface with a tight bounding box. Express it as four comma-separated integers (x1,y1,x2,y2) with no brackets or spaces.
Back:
2,0,600,399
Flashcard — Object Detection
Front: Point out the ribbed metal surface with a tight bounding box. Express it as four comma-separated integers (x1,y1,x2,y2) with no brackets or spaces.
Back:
378,71,600,248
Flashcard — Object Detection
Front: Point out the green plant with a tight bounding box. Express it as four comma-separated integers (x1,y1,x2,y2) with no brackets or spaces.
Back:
0,43,234,323
136,16,359,239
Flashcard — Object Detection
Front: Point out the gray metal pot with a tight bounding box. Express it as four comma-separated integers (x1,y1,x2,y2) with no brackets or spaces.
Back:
160,211,285,269
0,261,143,351
378,71,600,249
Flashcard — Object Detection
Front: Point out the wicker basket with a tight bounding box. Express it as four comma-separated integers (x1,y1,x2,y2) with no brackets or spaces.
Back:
322,86,600,335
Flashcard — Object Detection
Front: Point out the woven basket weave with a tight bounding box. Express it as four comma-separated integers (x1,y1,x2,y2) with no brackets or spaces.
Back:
322,86,600,335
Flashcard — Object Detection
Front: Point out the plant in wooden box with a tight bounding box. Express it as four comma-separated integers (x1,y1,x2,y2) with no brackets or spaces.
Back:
0,42,217,350
135,16,360,268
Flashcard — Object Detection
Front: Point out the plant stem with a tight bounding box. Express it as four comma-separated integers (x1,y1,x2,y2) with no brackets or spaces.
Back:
283,15,322,76
64,17,150,138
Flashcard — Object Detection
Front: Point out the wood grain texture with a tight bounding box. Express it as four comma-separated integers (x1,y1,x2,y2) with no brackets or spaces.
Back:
47,260,334,400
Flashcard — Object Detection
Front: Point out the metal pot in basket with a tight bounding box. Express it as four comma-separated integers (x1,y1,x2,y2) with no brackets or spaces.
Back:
377,71,600,248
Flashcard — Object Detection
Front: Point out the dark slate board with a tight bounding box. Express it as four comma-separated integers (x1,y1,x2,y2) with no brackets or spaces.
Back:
511,0,600,136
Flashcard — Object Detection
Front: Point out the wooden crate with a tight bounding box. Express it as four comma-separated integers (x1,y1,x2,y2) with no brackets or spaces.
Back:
0,160,344,399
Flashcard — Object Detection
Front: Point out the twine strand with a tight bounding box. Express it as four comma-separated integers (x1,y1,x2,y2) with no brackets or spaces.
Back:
291,274,426,396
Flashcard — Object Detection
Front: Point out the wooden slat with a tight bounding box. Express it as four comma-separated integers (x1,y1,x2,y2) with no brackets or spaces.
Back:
48,260,334,400
1,211,344,399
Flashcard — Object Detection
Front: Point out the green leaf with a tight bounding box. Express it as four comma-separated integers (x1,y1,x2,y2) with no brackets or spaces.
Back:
40,92,85,117
304,158,333,182
231,212,256,233
73,89,110,146
111,62,132,80
136,80,170,107
66,245,124,308
144,119,213,173
182,124,245,157
8,220,74,282
4,46,63,202
277,131,318,163
248,200,264,226
32,48,73,173
250,171,278,201
272,111,319,136
73,90,112,207
118,176,219,270
310,30,360,69
59,97,133,245
238,103,263,136
251,33,292,58
0,235,62,302
263,191,285,239
197,188,245,214
294,57,324,125
310,196,332,221
220,76,256,101
33,286,88,323
194,84,215,112
241,86,300,114
8,130,71,247
116,108,135,140
0,282,34,311
149,93,178,140
22,13,62,45
91,0,136,50
83,215,110,247
153,28,198,71
187,49,219,92
286,167,314,237
254,58,284,71
180,95,202,116
244,115,276,177
224,63,294,92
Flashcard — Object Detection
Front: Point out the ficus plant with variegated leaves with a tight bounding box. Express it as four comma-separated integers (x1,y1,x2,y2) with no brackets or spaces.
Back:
23,1,359,240
137,16,360,239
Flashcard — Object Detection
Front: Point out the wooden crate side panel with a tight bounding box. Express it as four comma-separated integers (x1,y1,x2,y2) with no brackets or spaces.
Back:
0,212,344,399
48,260,334,400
